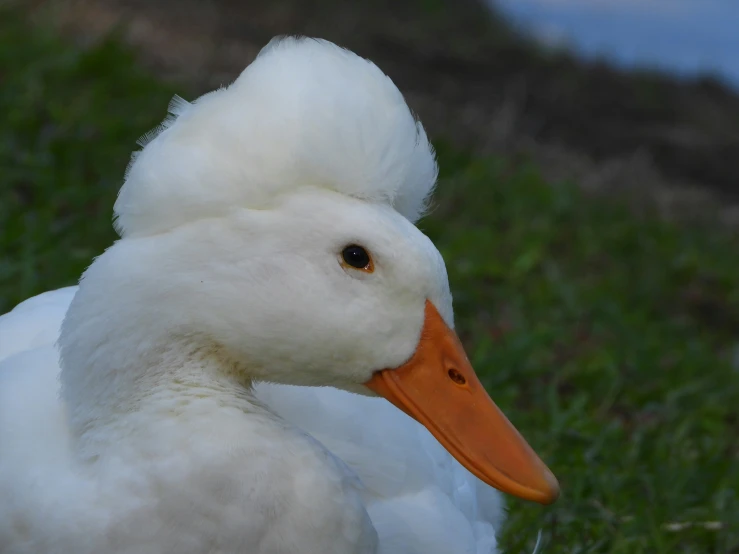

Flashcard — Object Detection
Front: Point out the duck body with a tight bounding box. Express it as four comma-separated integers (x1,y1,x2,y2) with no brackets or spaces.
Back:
0,287,501,554
0,36,556,554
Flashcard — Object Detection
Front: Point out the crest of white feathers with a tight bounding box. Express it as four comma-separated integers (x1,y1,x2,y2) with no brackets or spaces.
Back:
114,36,438,238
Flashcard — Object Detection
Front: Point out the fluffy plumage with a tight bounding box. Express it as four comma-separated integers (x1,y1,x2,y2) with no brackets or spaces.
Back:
0,37,504,554
116,37,438,238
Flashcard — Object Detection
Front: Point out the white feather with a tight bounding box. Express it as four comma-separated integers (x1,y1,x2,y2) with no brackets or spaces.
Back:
0,36,505,554
115,36,437,238
0,288,504,553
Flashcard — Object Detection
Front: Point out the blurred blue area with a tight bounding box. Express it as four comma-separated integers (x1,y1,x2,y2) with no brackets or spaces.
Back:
492,0,739,89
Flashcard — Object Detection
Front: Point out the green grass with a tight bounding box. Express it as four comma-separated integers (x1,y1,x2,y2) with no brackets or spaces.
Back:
424,155,739,552
0,12,178,310
2,10,739,553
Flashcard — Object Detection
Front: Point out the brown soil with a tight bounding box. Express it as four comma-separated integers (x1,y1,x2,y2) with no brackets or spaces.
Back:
22,0,739,224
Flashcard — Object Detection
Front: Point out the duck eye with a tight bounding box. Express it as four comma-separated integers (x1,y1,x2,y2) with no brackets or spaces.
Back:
341,245,373,272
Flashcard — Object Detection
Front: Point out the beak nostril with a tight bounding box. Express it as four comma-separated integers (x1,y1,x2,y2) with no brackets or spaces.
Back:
447,368,466,385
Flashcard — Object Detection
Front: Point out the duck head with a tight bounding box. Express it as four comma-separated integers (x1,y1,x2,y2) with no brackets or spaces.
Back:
70,37,559,504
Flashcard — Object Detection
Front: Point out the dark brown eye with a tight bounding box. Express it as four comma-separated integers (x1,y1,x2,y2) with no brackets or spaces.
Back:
341,245,373,272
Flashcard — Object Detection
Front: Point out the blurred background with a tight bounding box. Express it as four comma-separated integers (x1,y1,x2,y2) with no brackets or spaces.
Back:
498,0,739,88
2,0,738,551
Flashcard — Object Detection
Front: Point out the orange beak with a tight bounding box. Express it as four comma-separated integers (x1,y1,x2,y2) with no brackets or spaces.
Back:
365,301,559,504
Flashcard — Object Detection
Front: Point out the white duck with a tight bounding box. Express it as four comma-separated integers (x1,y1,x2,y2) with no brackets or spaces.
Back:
0,37,558,554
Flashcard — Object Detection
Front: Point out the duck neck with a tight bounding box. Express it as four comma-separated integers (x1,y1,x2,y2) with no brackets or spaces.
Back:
60,322,270,463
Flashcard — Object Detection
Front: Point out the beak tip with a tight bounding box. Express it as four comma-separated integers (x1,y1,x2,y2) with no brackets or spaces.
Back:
540,487,560,505
533,472,560,505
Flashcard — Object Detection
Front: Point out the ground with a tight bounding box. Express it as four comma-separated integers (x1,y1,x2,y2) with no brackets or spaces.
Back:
22,0,739,224
2,3,739,553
